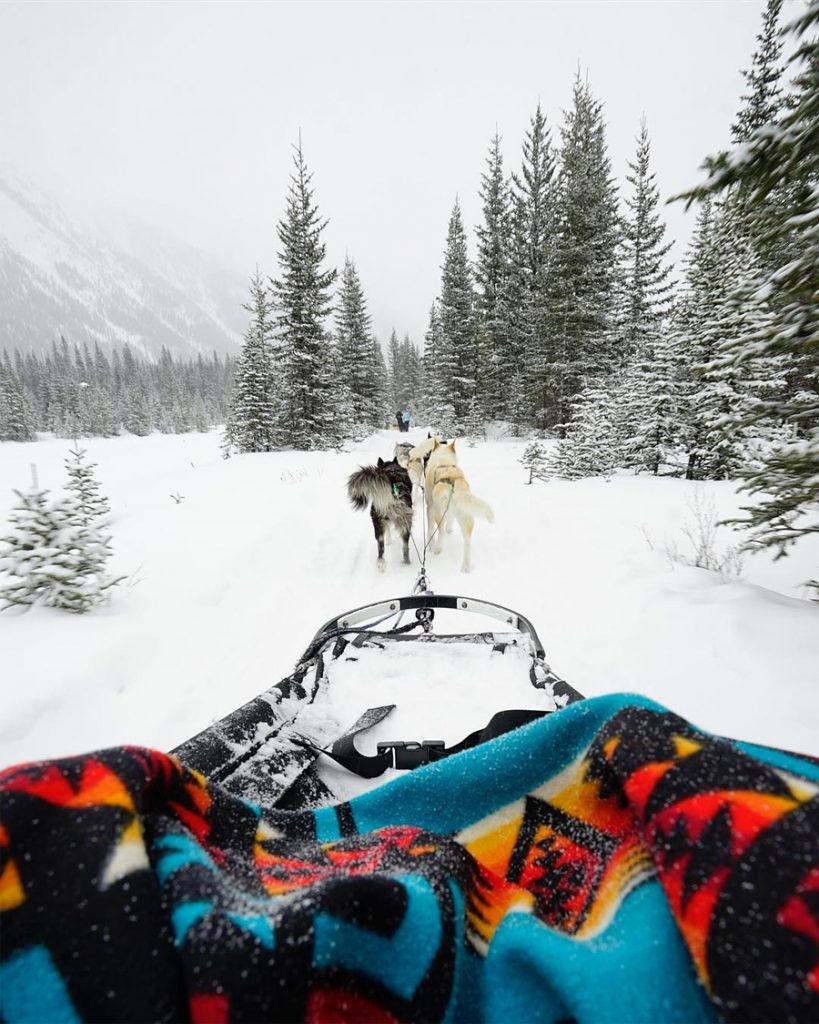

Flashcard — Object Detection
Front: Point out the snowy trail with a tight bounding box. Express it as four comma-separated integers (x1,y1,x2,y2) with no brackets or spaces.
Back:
1,428,818,766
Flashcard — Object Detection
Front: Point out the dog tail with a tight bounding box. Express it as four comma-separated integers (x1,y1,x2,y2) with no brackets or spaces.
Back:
347,466,393,514
454,490,495,523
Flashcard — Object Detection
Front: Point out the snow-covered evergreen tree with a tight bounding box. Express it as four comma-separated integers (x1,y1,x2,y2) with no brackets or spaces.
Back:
0,356,34,442
391,325,403,409
546,73,623,429
617,330,684,476
0,486,122,613
520,438,549,483
64,446,111,524
392,333,422,413
674,195,786,482
0,487,59,610
369,338,389,429
621,119,674,359
224,270,278,454
731,0,785,145
439,199,480,427
611,119,678,474
421,302,456,436
513,105,557,428
270,140,338,449
475,132,514,419
335,256,376,431
678,1,819,565
546,383,620,480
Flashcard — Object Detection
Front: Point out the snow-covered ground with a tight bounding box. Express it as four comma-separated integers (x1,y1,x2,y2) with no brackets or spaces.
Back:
1,427,817,769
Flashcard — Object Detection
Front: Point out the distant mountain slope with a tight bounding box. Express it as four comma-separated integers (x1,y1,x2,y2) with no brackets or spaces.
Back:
0,176,245,359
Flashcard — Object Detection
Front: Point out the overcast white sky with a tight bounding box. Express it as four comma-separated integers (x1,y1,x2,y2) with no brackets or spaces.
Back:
1,1,782,345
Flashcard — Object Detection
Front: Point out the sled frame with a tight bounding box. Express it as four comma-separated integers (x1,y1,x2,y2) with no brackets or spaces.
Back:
306,594,547,661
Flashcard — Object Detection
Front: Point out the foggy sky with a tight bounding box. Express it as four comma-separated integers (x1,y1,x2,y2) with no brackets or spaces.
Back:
1,0,778,346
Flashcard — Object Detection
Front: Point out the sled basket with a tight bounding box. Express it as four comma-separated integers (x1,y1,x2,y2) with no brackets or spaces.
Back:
173,593,583,810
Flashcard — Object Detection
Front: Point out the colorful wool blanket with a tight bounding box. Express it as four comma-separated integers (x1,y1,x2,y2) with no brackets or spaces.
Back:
1,693,817,1023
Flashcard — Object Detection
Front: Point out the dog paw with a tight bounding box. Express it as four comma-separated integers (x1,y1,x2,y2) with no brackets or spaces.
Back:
377,558,386,573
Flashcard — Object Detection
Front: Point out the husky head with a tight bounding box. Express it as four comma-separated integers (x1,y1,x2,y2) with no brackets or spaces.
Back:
393,441,414,468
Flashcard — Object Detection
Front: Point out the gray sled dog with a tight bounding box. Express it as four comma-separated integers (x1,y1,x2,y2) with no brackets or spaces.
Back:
413,438,494,573
347,458,413,572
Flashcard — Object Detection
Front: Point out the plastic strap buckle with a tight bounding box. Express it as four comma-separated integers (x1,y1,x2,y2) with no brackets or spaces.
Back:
376,740,446,769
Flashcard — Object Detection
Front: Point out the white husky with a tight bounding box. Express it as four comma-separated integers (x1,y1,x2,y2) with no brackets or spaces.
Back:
409,438,494,572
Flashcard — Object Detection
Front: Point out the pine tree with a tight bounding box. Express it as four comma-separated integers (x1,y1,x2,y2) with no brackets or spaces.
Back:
439,199,479,427
546,383,620,480
513,103,555,297
731,0,785,144
617,330,685,476
0,356,34,442
0,486,122,613
546,73,623,429
621,119,674,359
475,132,514,418
513,104,557,427
730,0,789,277
392,333,422,412
224,269,278,454
387,329,401,413
421,302,456,436
336,257,377,430
64,446,111,523
609,119,678,475
0,487,59,610
369,338,389,430
323,339,355,447
674,196,787,482
520,438,549,483
678,1,819,564
271,139,338,449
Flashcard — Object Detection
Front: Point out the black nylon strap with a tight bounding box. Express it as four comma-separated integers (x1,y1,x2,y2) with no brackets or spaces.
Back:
321,707,550,779
295,705,397,779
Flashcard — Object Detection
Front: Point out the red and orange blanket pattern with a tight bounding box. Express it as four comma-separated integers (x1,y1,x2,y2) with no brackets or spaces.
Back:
0,695,817,1023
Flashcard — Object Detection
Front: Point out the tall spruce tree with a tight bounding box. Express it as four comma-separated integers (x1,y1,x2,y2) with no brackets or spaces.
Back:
730,0,789,277
224,270,278,454
546,73,623,429
393,334,422,412
475,132,514,419
621,119,674,358
369,338,389,429
421,301,456,436
614,119,677,474
731,0,785,144
678,1,819,566
513,105,557,427
271,140,338,449
387,329,401,412
336,257,376,429
438,199,479,427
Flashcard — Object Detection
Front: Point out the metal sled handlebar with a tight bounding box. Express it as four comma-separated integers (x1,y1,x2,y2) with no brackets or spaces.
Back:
304,594,546,662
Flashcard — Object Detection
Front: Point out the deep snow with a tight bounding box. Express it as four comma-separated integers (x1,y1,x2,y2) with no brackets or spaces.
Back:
1,427,817,770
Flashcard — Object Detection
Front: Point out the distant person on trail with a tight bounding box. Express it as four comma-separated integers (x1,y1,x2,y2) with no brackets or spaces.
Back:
396,410,404,432
403,410,411,431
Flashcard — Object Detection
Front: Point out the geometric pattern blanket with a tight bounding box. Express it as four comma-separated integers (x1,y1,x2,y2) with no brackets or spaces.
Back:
1,693,817,1024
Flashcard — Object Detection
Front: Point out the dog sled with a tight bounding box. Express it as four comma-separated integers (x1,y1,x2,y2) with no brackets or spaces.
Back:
7,596,819,1024
173,585,584,809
